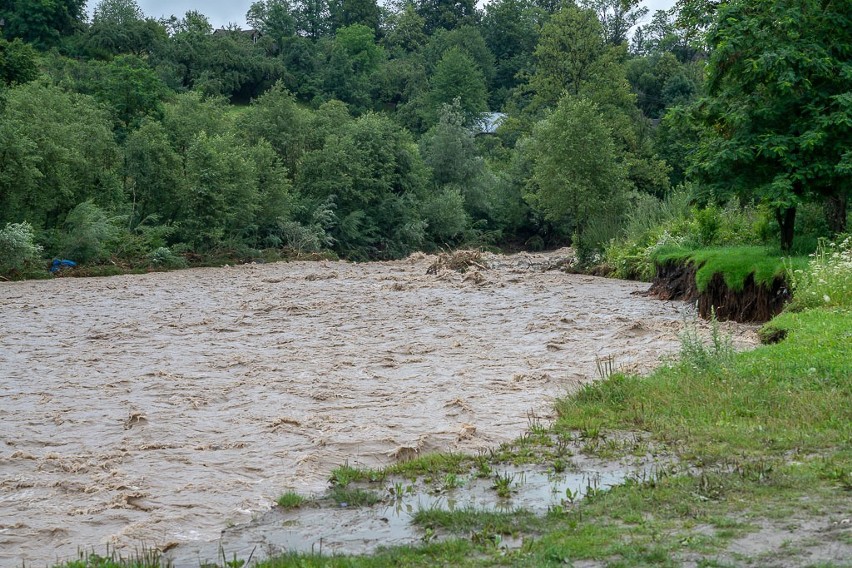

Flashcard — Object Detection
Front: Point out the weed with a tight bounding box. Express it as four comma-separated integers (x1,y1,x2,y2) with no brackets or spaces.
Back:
276,491,305,509
388,480,414,500
787,235,852,310
678,311,733,372
328,462,383,486
328,487,382,507
491,471,515,498
473,454,492,478
442,473,464,490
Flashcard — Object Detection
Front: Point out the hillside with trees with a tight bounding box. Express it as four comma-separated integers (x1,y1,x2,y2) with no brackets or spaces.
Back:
1,0,849,277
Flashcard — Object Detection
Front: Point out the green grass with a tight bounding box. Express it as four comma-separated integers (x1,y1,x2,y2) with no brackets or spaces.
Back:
276,491,305,509
327,487,382,507
555,308,851,461
412,507,543,535
653,245,809,292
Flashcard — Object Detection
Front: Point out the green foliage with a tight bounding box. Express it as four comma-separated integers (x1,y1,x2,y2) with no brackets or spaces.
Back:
178,131,261,249
0,38,39,86
602,193,780,281
426,47,488,126
787,236,852,311
529,4,608,109
147,246,186,269
692,0,852,249
420,187,468,243
94,55,168,128
525,95,629,258
678,313,734,372
297,112,429,258
276,490,305,508
0,221,44,277
415,0,478,35
0,82,120,229
59,201,120,263
0,0,86,48
482,0,541,107
86,0,166,57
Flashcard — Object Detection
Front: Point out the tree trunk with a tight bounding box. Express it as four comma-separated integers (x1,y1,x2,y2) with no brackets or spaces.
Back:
776,206,796,252
824,192,848,235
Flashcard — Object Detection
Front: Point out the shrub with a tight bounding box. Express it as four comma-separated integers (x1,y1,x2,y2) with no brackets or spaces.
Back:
148,247,187,269
59,201,120,264
0,221,43,277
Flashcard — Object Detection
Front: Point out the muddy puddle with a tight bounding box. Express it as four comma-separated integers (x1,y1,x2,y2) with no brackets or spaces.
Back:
0,250,756,565
168,450,673,565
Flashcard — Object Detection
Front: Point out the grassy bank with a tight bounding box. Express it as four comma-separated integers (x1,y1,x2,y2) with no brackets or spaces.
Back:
652,245,808,293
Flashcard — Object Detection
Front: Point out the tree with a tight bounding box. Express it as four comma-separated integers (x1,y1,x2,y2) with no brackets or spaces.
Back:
482,0,542,105
86,0,166,57
692,0,852,249
427,47,488,125
178,132,261,248
124,118,185,225
293,0,331,39
579,0,648,46
524,96,630,253
0,82,120,229
321,23,385,110
382,3,427,55
238,82,314,172
529,5,608,108
0,0,86,48
94,55,168,129
415,0,478,35
419,102,499,232
423,26,495,88
527,3,670,197
631,8,697,62
331,0,381,34
0,38,38,85
247,0,297,41
296,113,430,258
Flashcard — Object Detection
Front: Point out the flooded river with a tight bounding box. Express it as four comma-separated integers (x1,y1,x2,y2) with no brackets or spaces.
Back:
0,251,755,565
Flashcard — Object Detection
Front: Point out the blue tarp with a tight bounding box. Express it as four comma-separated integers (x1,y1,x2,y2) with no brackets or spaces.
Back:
50,259,77,273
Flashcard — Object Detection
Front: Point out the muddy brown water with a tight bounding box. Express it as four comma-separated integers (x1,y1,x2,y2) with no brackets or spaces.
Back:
0,250,756,565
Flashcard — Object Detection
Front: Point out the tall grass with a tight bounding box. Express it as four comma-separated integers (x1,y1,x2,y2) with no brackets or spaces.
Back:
787,235,852,310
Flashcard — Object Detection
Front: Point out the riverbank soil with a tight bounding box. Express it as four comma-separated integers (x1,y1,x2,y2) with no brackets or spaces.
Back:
649,261,790,322
0,250,756,565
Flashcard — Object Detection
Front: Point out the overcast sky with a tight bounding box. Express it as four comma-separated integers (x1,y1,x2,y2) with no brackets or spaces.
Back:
93,0,678,30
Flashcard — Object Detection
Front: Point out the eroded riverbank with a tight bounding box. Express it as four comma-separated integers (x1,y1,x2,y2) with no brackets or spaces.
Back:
0,250,756,565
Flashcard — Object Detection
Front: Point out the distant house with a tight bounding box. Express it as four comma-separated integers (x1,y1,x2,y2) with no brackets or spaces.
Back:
474,112,507,136
212,28,263,44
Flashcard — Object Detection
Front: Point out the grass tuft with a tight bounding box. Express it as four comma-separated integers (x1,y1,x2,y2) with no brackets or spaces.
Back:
276,491,305,509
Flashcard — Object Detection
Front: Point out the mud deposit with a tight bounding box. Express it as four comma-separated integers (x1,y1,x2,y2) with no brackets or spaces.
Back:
0,251,755,565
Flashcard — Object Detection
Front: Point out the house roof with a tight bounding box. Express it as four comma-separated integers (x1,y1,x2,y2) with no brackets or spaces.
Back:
475,112,507,135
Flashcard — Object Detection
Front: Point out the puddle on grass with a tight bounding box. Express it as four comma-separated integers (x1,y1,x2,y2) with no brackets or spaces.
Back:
167,456,671,566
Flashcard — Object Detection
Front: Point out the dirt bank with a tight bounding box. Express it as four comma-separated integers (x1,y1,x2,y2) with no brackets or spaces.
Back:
0,250,756,565
648,260,790,322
